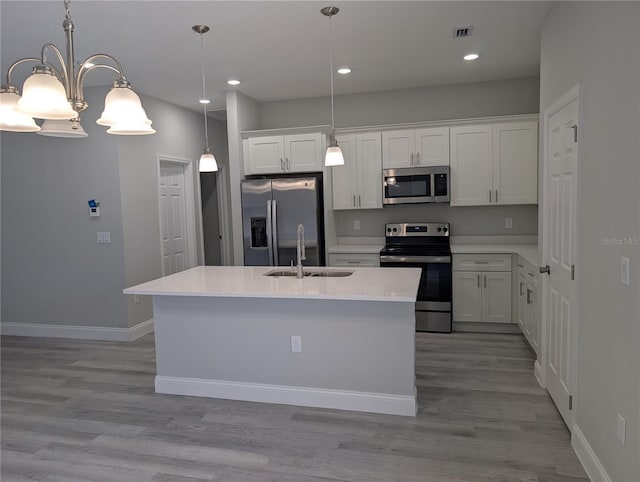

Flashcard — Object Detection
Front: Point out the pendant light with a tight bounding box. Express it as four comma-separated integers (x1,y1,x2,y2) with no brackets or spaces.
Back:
193,25,218,173
321,6,344,167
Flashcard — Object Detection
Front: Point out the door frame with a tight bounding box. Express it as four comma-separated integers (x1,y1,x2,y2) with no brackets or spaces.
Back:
216,164,232,265
156,156,201,275
540,83,582,428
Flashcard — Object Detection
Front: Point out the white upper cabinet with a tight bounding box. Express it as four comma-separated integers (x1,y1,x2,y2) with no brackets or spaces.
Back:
382,127,449,169
244,133,323,175
332,132,382,210
450,120,538,206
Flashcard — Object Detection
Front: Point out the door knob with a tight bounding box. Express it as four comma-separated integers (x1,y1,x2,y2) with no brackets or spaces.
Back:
539,265,550,274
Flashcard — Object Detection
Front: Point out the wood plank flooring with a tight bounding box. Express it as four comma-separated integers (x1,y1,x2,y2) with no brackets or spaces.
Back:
1,331,588,482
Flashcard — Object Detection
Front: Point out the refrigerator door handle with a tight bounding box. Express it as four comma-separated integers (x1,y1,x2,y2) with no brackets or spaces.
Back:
271,199,279,266
266,200,274,266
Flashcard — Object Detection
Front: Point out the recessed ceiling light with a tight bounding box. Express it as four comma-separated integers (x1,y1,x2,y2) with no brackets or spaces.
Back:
199,98,210,104
337,67,351,75
464,53,480,61
227,79,240,86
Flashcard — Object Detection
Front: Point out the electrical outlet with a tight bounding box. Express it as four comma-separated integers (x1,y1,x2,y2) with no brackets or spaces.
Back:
621,257,630,286
291,335,302,353
354,220,361,231
134,294,140,304
617,414,626,444
505,218,513,229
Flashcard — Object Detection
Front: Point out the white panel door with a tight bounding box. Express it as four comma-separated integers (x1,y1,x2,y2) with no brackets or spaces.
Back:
450,124,493,206
332,134,357,210
285,133,323,172
493,121,538,205
482,272,512,323
382,129,415,168
356,132,383,209
159,164,189,276
544,93,579,427
415,127,450,167
247,136,285,174
452,271,482,322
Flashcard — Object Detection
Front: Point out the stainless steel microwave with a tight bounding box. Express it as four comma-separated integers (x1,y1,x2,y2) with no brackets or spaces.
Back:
383,166,450,205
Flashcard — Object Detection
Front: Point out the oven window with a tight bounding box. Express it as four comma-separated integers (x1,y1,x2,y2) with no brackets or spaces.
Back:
421,263,452,302
385,174,431,198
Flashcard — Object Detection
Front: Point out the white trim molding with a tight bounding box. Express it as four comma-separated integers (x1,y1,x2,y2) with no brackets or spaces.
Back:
155,376,417,417
572,424,612,482
0,319,153,342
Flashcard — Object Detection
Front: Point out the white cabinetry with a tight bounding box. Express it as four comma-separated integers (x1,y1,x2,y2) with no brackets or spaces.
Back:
450,120,538,206
328,252,380,267
332,132,382,210
244,133,323,175
453,254,512,323
517,257,539,354
382,127,449,169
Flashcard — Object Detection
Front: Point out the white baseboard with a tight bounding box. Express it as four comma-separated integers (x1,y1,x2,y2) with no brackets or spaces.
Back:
155,375,417,417
0,319,154,342
572,424,612,482
534,360,544,387
453,322,522,334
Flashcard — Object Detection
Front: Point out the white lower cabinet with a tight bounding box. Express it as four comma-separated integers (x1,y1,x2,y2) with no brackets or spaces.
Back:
517,257,539,354
452,254,512,324
328,253,380,267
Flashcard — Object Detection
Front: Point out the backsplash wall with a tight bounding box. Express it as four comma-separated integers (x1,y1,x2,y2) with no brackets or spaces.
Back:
335,204,538,237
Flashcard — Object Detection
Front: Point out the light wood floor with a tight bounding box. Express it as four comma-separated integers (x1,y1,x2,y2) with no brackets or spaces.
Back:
1,331,588,482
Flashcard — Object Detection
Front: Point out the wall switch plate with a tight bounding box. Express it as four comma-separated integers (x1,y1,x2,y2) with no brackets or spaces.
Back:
89,206,100,217
354,220,361,231
617,414,626,444
134,294,140,304
291,335,302,353
97,232,111,244
621,257,630,286
505,217,513,229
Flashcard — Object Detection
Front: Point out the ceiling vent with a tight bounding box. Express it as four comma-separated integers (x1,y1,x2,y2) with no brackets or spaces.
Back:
453,26,474,38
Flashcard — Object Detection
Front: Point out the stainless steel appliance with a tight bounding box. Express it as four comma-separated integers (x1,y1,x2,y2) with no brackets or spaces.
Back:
383,166,450,205
380,223,452,332
241,177,324,266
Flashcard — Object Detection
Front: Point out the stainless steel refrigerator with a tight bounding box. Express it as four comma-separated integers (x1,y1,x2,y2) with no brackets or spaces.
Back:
241,176,324,266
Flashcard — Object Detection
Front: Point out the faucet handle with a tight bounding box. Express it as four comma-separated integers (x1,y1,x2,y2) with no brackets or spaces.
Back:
290,260,295,270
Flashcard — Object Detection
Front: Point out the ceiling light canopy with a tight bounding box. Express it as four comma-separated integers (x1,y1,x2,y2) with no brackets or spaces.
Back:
0,0,154,137
321,6,344,167
464,53,480,61
193,24,218,173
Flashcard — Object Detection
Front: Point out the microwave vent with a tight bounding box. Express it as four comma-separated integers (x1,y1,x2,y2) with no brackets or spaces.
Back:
453,26,474,38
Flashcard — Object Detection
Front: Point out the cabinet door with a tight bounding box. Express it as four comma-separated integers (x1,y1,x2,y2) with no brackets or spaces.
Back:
382,129,415,168
450,124,493,206
517,274,528,334
356,132,383,209
332,134,357,210
415,127,450,167
482,272,512,323
285,133,323,172
526,283,539,354
493,121,538,205
246,136,285,174
452,271,482,322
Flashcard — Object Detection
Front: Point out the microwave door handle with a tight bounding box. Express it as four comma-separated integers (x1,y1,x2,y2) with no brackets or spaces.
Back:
271,199,279,266
266,200,273,266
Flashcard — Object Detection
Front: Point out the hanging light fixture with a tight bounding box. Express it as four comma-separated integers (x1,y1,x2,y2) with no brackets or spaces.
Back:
321,6,344,167
0,0,154,136
38,118,88,138
193,25,218,173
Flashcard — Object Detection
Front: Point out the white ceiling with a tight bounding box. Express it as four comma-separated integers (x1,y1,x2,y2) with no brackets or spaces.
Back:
1,1,553,114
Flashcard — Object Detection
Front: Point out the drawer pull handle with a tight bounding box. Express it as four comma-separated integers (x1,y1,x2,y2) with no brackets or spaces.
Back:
474,261,490,264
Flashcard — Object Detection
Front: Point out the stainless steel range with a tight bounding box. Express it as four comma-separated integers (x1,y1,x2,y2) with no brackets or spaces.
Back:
379,223,452,333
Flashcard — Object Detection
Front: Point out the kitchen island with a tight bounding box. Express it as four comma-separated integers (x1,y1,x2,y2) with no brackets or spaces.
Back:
124,266,421,416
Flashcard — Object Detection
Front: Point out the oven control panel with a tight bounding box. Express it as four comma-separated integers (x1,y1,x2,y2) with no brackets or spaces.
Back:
385,223,449,237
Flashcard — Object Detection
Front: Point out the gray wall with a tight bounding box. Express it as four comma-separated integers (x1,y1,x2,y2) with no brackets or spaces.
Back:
2,87,228,331
540,3,639,480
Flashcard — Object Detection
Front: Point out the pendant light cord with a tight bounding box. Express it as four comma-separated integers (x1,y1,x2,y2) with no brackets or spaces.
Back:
329,14,335,132
199,32,210,150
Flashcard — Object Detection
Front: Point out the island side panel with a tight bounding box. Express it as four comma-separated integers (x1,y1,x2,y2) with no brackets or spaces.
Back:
152,296,416,414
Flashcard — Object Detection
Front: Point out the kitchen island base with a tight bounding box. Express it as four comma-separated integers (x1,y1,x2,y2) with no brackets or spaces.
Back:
152,296,417,416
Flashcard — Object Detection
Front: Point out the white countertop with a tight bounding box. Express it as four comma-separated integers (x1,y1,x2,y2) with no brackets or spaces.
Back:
124,266,421,302
451,244,539,267
328,244,384,254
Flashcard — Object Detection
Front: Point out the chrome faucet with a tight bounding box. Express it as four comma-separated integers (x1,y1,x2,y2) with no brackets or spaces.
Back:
296,224,306,279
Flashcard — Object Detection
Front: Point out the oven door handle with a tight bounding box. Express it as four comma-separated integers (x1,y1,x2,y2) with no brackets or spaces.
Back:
380,255,451,264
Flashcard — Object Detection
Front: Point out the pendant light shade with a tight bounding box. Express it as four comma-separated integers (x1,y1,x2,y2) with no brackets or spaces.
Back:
325,137,345,166
97,82,153,129
38,118,88,138
16,67,76,120
199,147,218,172
106,120,156,136
321,6,344,167
0,88,41,132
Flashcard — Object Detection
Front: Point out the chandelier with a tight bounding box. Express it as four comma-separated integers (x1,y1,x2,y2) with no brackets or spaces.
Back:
0,0,154,136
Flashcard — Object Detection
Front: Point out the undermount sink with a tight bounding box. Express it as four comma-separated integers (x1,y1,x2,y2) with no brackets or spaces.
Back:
264,269,353,278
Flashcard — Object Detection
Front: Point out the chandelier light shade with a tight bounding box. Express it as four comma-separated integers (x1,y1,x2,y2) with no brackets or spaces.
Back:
193,24,218,173
38,118,88,138
0,0,153,137
321,6,344,167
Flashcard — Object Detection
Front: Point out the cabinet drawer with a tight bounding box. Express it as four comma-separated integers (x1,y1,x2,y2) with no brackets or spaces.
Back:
328,253,380,267
453,253,511,272
516,256,538,287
